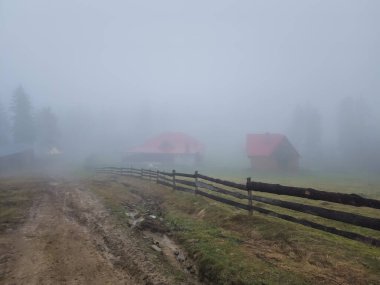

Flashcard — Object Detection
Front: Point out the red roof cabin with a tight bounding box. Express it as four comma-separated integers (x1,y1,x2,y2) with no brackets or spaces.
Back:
127,132,203,166
246,133,300,171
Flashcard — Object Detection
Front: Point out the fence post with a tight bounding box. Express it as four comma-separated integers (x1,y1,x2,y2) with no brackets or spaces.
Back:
194,171,199,195
141,168,143,178
156,170,159,184
172,170,176,191
247,177,253,216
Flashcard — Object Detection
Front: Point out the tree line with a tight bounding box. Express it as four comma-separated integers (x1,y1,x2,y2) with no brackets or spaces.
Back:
0,86,59,148
289,97,380,171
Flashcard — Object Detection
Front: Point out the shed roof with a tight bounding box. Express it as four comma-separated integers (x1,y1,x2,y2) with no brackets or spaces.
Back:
246,133,299,157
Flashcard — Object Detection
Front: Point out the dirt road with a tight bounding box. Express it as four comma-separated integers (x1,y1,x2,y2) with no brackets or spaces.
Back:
0,179,193,285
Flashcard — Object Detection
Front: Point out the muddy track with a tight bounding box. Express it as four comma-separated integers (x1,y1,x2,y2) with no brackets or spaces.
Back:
0,180,191,285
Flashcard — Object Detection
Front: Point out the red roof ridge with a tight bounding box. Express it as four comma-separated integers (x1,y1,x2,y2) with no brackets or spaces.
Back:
246,133,290,157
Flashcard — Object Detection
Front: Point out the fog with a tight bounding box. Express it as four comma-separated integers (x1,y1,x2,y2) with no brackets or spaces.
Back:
1,0,380,172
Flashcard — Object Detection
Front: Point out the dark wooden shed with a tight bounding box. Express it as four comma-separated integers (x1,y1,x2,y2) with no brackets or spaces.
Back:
246,133,299,171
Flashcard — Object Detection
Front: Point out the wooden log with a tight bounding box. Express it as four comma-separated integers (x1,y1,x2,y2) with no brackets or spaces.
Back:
248,181,380,209
197,174,246,190
142,169,156,175
196,190,250,210
251,195,380,231
172,170,176,191
157,180,173,188
196,181,248,200
247,177,253,216
157,175,172,183
251,205,380,247
175,185,194,194
128,168,141,174
141,176,153,181
174,172,195,178
157,173,170,179
194,171,199,195
104,167,119,170
175,178,196,188
159,171,174,177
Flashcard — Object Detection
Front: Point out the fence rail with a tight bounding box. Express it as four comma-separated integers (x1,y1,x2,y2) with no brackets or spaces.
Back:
96,166,380,247
248,181,380,209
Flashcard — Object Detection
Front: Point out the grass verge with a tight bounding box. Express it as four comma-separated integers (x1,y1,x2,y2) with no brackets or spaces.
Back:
0,178,44,232
90,174,380,285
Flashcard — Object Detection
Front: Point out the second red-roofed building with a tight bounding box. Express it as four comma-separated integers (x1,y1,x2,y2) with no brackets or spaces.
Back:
246,133,300,171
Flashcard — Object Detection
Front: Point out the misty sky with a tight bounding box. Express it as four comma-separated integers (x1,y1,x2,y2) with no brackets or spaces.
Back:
1,0,379,149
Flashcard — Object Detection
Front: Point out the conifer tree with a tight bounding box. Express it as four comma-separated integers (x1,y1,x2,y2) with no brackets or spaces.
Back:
11,86,35,144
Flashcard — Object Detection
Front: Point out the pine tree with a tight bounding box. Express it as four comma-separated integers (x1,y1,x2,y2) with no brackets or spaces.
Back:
35,107,59,147
337,96,371,167
11,86,35,144
0,101,10,145
289,104,322,157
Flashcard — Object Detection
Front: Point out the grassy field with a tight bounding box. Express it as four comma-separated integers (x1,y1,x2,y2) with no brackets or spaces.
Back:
2,167,379,284
90,174,380,285
0,178,44,233
201,167,380,197
150,165,380,239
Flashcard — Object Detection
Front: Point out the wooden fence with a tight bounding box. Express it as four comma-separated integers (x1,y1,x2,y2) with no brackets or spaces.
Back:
96,166,380,247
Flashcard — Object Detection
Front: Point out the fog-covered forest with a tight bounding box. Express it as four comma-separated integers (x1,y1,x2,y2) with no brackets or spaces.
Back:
1,0,380,173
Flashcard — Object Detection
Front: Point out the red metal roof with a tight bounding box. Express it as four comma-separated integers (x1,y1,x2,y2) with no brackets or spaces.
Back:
246,133,291,157
129,132,203,154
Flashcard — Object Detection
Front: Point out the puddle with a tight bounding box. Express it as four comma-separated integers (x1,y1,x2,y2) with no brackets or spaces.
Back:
125,210,197,275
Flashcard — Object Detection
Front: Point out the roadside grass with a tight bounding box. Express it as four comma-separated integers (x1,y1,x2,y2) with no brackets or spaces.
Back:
165,207,310,284
91,174,380,285
163,189,380,284
0,178,44,232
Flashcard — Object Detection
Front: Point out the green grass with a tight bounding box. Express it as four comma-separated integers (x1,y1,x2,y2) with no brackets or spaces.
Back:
90,175,380,284
163,188,380,284
0,178,44,232
172,172,380,241
178,166,380,242
165,210,310,284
